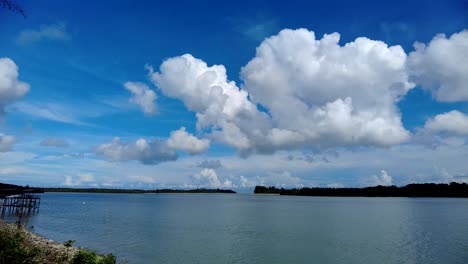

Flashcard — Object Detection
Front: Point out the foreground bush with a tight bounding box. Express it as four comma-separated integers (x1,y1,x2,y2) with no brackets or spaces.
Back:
0,221,117,264
73,249,116,264
0,229,40,264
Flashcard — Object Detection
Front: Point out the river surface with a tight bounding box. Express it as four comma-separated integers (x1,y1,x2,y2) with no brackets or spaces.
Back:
12,193,468,263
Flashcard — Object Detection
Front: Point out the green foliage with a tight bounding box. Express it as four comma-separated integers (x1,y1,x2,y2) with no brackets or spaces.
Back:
0,229,40,264
73,249,116,264
100,254,117,264
255,182,468,197
42,187,236,194
64,240,76,248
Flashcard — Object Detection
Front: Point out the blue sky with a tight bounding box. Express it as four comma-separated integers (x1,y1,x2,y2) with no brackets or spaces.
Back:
0,0,467,189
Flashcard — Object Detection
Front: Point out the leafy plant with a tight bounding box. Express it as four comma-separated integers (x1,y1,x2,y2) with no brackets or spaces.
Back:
0,229,40,264
73,249,116,264
64,240,76,248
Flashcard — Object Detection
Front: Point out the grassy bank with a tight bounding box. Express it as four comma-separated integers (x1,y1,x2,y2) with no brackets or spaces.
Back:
0,220,116,264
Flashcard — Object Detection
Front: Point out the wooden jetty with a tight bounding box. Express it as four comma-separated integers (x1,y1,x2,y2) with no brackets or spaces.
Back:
0,194,41,215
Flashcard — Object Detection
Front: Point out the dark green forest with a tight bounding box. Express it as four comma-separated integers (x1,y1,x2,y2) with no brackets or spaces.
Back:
254,182,468,197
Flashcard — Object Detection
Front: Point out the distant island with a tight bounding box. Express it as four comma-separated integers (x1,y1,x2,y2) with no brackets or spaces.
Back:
254,182,468,197
41,187,236,194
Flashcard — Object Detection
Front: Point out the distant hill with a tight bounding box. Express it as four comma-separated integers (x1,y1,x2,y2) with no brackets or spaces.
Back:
254,182,468,198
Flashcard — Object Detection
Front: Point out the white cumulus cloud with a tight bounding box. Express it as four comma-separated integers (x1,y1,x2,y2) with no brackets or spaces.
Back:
0,58,30,119
95,137,177,165
148,29,414,154
242,29,413,148
425,110,468,135
124,82,158,115
369,170,393,186
192,168,232,188
167,127,210,154
63,173,95,187
408,30,468,102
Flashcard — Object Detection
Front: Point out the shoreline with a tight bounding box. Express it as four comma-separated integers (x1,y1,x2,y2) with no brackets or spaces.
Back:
0,219,116,263
0,219,78,263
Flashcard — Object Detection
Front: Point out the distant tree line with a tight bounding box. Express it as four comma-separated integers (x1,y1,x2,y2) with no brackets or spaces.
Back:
153,188,236,194
0,183,42,197
40,187,236,194
2,183,237,194
254,182,468,197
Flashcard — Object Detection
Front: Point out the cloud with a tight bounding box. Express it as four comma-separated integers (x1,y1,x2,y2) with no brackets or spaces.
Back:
0,134,15,152
95,137,177,165
148,29,414,155
63,173,96,187
95,128,209,165
17,22,70,45
40,137,69,148
124,82,158,115
0,58,30,119
147,54,269,154
327,183,345,188
368,170,393,186
191,168,232,188
256,171,305,187
242,29,414,147
11,98,123,126
128,175,156,184
408,30,468,102
0,166,33,175
12,102,93,126
424,110,468,135
197,159,222,169
167,127,210,154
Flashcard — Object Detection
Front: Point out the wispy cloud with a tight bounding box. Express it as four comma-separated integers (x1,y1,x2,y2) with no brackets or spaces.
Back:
17,22,70,45
40,137,70,148
228,16,278,42
12,101,94,126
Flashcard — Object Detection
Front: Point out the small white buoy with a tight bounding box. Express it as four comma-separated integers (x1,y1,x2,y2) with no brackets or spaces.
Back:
82,202,86,205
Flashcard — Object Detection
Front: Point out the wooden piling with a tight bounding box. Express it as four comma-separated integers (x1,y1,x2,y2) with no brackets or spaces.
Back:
0,194,41,216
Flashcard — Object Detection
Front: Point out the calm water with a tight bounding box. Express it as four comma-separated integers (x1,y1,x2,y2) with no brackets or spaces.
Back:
14,193,468,263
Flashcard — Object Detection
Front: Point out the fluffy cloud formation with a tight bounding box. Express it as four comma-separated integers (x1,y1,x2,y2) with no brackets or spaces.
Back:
0,58,30,118
408,30,468,102
0,134,15,152
242,29,414,147
95,137,177,165
95,128,210,165
40,137,69,148
17,22,70,45
191,168,232,188
167,127,210,154
369,170,393,186
149,29,414,154
148,54,268,154
425,110,468,135
124,82,157,115
64,173,96,186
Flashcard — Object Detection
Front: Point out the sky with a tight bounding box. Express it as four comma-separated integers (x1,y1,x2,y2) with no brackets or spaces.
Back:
0,0,467,190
